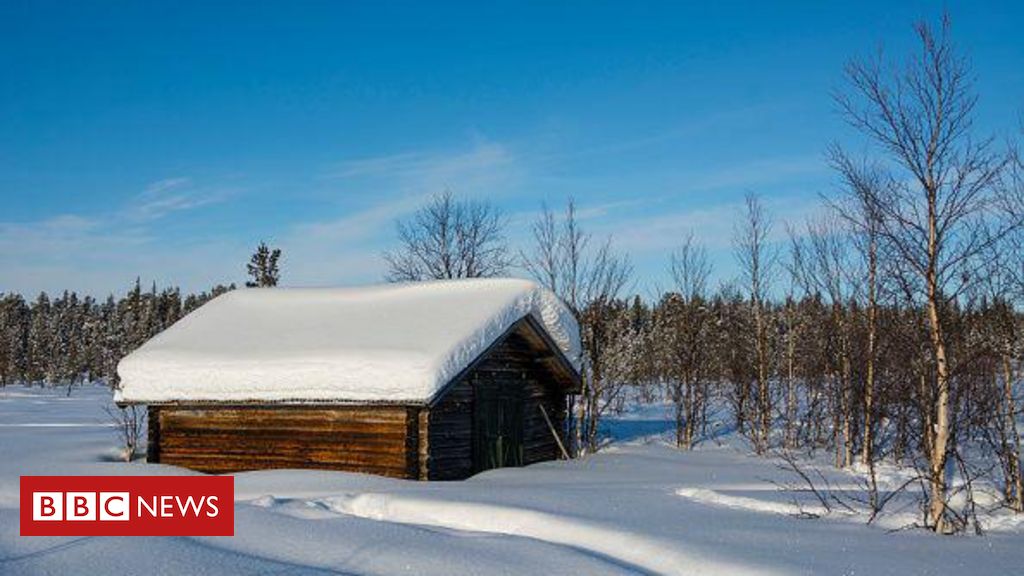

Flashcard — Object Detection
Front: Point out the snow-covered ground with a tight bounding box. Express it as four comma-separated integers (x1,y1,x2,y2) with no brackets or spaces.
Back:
1,385,1022,575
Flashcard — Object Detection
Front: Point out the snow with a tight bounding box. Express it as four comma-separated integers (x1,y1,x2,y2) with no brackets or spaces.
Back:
116,278,581,404
3,384,1024,575
674,487,831,517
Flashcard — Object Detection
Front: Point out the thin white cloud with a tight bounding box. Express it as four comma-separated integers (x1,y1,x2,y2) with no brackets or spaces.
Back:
527,103,779,169
594,195,825,254
0,177,243,296
682,156,826,194
0,210,234,293
122,177,234,222
324,142,515,189
508,154,828,253
285,140,523,285
1,142,525,296
324,152,430,179
0,215,148,260
278,194,426,285
139,177,192,197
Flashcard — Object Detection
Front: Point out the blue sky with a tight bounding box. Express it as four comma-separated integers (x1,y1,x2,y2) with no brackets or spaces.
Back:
1,1,1021,297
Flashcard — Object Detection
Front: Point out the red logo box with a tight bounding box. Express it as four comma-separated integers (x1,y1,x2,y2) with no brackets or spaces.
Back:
20,476,234,536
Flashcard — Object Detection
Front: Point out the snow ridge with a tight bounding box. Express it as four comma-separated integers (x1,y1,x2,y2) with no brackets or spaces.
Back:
317,492,782,575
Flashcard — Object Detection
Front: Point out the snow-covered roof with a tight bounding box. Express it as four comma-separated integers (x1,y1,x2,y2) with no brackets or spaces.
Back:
116,278,581,404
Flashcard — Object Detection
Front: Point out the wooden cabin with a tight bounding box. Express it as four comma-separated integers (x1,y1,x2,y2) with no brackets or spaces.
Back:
116,279,581,480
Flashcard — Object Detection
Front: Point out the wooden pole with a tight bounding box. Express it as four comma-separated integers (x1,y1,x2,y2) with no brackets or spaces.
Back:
539,404,571,460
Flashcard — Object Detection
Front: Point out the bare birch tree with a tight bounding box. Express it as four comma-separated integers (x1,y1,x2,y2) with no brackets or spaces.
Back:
782,225,809,451
835,15,1010,531
828,150,887,467
790,213,855,467
522,198,632,453
974,238,1023,512
385,190,513,281
989,143,1024,512
664,233,713,449
733,191,778,454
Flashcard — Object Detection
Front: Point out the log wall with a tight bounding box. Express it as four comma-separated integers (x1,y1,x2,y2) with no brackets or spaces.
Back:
149,405,418,478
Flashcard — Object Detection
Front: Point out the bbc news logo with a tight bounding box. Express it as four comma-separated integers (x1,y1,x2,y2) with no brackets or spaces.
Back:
21,476,233,536
33,491,132,521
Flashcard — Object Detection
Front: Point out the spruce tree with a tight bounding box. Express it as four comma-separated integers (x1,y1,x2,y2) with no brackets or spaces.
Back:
246,242,282,287
0,294,28,385
27,293,51,385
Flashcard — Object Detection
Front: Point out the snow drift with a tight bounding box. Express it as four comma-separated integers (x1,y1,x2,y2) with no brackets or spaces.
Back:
115,278,580,404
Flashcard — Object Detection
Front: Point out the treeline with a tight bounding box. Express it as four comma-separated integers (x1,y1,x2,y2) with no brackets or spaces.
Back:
0,281,235,388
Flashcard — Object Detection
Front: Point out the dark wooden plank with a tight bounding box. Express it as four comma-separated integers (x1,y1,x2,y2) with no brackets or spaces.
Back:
161,455,409,477
147,406,161,463
158,436,410,457
161,408,408,429
159,447,408,467
161,428,409,441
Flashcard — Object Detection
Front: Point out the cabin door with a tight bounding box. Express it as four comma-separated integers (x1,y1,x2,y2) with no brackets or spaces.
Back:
473,381,524,472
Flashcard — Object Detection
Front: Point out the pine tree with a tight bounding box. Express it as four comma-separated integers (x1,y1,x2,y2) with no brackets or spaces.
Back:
246,242,282,287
